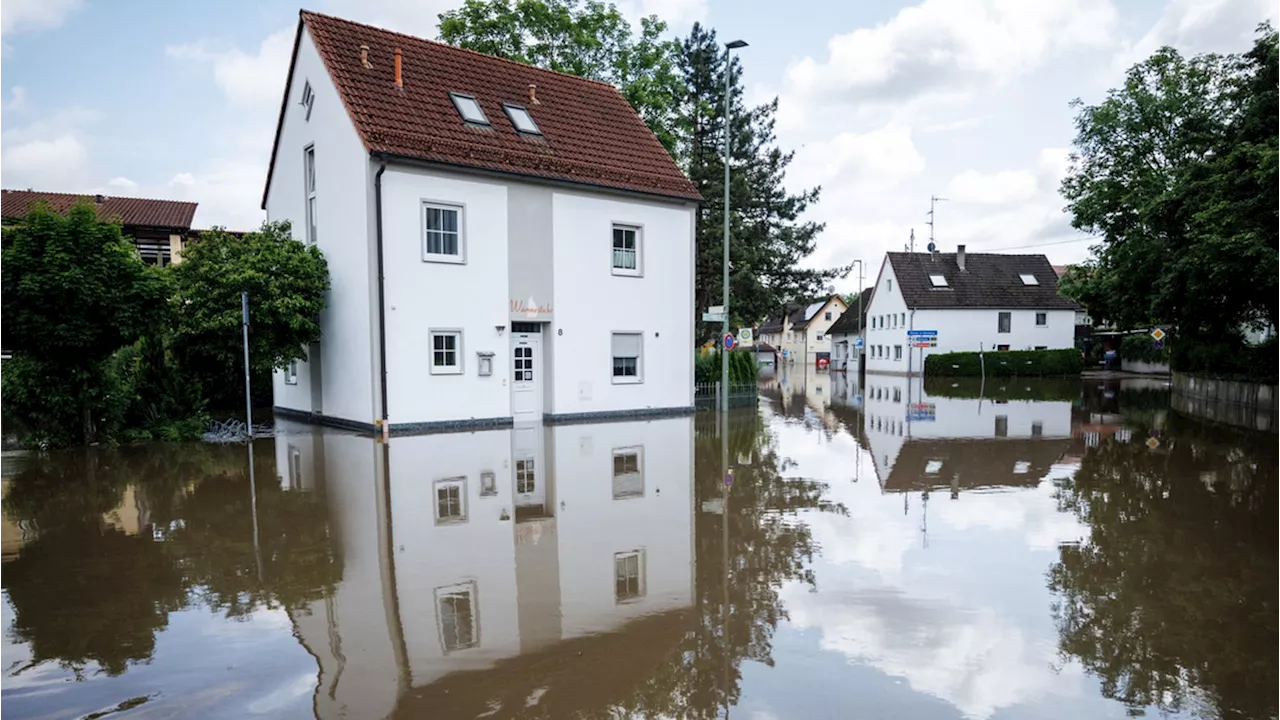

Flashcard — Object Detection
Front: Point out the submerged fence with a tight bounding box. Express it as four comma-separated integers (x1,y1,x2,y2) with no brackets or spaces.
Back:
694,381,759,410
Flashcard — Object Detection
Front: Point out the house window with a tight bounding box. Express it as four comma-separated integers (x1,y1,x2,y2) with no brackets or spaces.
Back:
816,333,824,342
612,447,643,499
304,146,316,244
434,477,467,524
997,344,1010,351
502,103,541,135
284,360,299,385
925,460,943,474
480,471,497,496
423,204,464,262
887,279,893,292
1032,421,1043,437
436,582,479,652
998,312,1011,333
1013,461,1031,474
894,345,902,361
430,330,463,374
516,458,536,494
612,332,642,382
824,311,832,321
449,92,490,125
1020,274,1039,285
615,550,645,603
1036,312,1047,326
901,313,906,325
612,225,640,275
929,274,947,287
893,387,901,403
994,416,1008,437
300,80,314,121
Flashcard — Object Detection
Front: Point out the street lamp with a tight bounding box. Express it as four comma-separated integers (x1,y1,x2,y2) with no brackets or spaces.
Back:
721,39,748,415
851,259,864,372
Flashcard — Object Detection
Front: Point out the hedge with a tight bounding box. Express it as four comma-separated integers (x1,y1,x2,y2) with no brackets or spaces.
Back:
695,349,759,385
923,375,1082,401
1120,334,1170,364
923,348,1083,377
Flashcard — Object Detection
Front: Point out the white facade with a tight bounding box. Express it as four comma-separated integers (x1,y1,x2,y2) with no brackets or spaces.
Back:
267,25,696,430
281,417,694,716
863,257,1075,376
775,296,848,369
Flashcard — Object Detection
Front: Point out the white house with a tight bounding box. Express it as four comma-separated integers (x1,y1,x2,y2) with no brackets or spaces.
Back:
265,11,700,433
757,295,847,369
862,246,1078,375
828,288,872,373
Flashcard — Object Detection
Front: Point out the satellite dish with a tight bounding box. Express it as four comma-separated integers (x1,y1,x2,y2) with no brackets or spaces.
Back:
927,242,937,253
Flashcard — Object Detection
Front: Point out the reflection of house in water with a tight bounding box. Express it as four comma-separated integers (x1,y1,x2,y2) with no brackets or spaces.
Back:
277,417,694,718
762,364,838,428
861,375,1073,492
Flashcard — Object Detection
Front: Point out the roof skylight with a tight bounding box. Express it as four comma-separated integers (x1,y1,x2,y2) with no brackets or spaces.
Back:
1020,273,1039,285
449,92,490,125
929,274,948,287
503,103,542,135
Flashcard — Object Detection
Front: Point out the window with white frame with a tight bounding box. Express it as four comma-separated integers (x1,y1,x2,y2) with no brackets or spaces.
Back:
929,274,948,287
300,80,314,121
612,225,640,275
435,582,479,652
285,360,299,385
614,550,645,602
611,332,642,382
434,477,467,524
304,146,316,244
824,311,832,321
894,345,902,361
1035,312,1047,326
430,330,463,374
998,312,1011,333
612,447,643,499
502,103,541,135
1020,273,1039,285
449,92,490,125
816,333,824,342
423,204,463,262
516,457,536,494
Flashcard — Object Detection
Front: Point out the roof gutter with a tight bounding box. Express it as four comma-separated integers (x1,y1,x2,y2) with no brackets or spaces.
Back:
374,158,390,431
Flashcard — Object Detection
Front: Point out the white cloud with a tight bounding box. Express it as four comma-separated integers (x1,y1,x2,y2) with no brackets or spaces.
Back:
2,135,91,189
7,86,28,112
946,169,1037,205
790,125,926,191
1113,0,1275,74
322,0,463,38
783,0,1118,113
168,27,294,110
0,0,82,36
617,0,708,27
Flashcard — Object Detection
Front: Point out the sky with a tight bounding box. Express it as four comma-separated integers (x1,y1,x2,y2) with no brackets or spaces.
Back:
1,0,1273,294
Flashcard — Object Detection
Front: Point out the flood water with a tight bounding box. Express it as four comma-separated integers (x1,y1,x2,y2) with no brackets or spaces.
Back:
2,372,1275,719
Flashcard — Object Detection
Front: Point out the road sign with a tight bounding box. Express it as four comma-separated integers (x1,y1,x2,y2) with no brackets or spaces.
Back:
709,305,725,315
1153,339,1164,349
1151,328,1166,342
855,337,864,349
1145,437,1160,449
912,339,937,348
907,329,938,337
723,333,736,350
724,471,734,487
738,327,753,343
907,402,936,422
702,312,727,322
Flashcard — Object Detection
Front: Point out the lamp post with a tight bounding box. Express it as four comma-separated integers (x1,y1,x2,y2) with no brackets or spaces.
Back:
721,38,748,415
850,259,864,373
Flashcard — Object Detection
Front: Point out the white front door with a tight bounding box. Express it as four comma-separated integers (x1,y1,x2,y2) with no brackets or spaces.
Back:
511,333,542,422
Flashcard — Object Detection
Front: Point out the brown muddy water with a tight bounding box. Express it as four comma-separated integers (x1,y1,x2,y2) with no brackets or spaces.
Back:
2,374,1275,719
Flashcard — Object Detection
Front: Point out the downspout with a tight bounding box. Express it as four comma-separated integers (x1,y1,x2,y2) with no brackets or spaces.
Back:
374,159,390,430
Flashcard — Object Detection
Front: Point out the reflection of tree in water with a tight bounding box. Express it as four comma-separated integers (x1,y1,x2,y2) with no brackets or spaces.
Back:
1049,414,1276,719
2,441,341,675
598,411,847,718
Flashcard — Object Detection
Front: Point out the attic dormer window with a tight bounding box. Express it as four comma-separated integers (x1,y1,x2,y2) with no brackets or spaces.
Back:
1020,274,1039,285
449,92,490,126
503,103,541,135
300,80,314,122
929,274,948,287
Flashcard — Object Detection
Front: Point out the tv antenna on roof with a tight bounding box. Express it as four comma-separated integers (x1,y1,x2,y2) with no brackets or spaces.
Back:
926,194,948,250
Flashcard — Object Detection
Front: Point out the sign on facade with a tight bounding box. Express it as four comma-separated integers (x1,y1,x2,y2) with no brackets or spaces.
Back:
738,328,753,343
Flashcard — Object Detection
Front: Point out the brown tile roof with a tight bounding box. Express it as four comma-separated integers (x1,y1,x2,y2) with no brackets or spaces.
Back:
887,252,1079,310
1,190,197,231
264,11,700,206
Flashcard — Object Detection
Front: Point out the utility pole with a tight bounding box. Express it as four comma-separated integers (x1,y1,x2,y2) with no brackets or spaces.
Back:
926,195,948,250
241,291,253,440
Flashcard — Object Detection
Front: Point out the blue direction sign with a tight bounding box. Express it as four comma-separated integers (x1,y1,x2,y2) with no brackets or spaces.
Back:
907,329,938,337
723,333,736,350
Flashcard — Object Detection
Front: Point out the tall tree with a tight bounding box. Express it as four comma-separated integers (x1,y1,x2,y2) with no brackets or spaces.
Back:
1,201,169,445
677,24,847,341
438,0,682,151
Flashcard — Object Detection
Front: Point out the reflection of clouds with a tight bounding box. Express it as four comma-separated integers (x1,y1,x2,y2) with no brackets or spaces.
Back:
783,586,1085,719
934,481,1089,551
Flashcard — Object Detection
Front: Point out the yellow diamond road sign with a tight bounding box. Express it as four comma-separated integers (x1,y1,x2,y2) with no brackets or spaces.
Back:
1151,328,1166,342
1146,437,1160,449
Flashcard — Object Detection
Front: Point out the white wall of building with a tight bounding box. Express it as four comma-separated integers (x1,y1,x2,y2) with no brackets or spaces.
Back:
267,27,377,423
550,191,694,416
863,261,911,374
382,167,512,424
551,417,694,638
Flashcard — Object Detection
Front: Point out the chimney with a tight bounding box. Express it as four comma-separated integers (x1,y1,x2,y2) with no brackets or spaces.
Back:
360,44,372,69
957,244,966,272
529,83,539,105
394,47,402,89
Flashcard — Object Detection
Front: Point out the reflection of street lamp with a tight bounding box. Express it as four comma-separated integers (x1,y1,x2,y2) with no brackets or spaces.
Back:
851,259,865,371
720,39,748,414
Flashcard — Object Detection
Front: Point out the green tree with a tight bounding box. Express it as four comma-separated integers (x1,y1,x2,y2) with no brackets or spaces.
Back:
170,221,328,410
1,201,170,445
678,24,848,339
438,0,682,152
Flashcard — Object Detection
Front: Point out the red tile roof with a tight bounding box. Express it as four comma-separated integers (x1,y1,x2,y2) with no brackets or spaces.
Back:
264,11,700,207
1,190,197,231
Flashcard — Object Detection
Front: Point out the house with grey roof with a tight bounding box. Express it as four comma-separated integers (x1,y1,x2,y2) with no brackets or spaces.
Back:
757,295,848,370
862,245,1079,375
827,287,874,373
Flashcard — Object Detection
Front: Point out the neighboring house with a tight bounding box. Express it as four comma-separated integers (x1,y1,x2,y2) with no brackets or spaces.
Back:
265,11,700,433
760,295,848,368
1,189,198,266
863,246,1078,375
1052,264,1094,328
828,287,874,373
